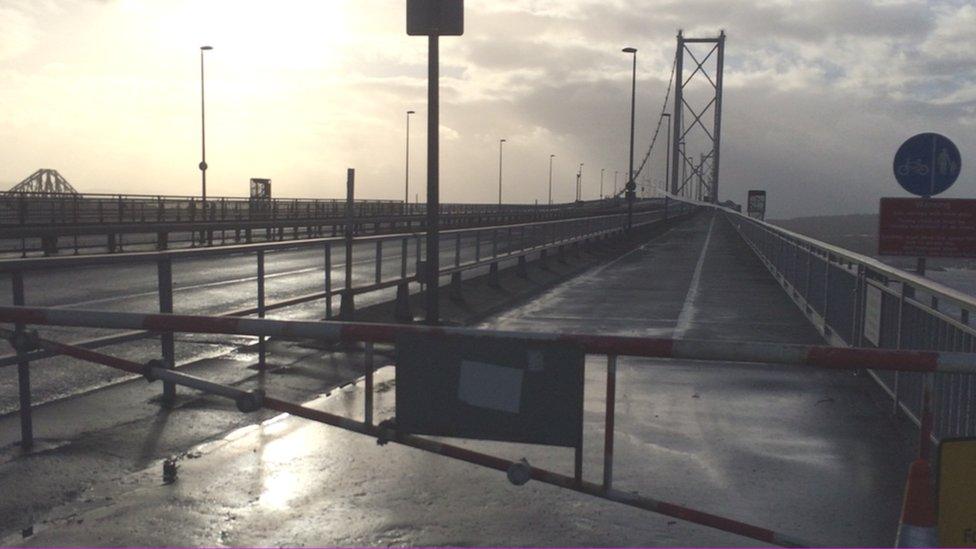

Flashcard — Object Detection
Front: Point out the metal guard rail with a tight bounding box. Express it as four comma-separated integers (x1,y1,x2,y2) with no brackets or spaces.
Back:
0,191,641,227
723,207,976,441
0,197,666,257
0,205,695,368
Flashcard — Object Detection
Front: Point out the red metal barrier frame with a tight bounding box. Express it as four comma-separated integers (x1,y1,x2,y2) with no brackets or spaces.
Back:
0,326,812,547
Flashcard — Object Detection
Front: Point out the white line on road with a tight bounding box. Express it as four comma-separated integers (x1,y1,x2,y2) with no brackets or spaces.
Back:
673,213,715,339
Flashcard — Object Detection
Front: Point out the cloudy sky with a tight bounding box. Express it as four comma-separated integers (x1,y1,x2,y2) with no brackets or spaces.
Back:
0,0,973,218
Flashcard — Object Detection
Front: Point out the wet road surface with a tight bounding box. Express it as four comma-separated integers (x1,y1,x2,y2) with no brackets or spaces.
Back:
2,211,918,546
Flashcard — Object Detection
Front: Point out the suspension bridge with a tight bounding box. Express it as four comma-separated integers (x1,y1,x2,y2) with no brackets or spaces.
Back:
0,29,967,547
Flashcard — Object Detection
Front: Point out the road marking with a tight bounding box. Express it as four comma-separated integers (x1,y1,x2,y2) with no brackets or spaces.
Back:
673,214,715,339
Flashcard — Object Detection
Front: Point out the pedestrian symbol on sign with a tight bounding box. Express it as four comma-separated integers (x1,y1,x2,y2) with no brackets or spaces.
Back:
937,148,958,178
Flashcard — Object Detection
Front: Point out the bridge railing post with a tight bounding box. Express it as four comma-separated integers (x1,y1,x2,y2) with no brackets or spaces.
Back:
603,354,617,490
156,257,176,404
455,233,461,268
400,237,408,280
256,249,266,369
415,235,422,277
12,270,33,450
375,240,383,285
324,243,333,319
474,230,481,262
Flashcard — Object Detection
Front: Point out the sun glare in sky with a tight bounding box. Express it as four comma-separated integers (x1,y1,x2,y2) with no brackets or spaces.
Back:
0,1,972,215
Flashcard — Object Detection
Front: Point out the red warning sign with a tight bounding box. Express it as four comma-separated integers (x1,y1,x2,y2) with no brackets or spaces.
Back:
879,198,976,258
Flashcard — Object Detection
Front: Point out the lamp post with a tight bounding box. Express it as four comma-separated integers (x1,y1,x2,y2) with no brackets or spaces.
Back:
614,170,619,195
662,112,671,196
498,138,506,206
622,46,637,230
548,154,555,206
600,168,605,199
576,163,583,201
405,110,415,213
199,45,213,205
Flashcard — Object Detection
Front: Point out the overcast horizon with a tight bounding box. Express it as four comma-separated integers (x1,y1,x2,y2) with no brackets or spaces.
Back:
1,0,973,218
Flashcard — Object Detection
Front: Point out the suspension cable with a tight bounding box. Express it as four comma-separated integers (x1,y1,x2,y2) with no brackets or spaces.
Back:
632,54,677,183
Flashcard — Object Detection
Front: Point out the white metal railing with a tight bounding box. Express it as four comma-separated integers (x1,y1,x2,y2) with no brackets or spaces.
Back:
724,208,976,441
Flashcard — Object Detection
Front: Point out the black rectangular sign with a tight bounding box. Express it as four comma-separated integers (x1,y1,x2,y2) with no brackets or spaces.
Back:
406,0,464,36
747,190,766,220
395,333,584,447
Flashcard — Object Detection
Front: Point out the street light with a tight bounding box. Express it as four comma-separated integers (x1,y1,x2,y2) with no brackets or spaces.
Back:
498,138,506,205
548,154,555,206
600,168,605,199
622,46,637,230
199,45,213,205
576,163,584,201
614,170,619,195
405,110,415,213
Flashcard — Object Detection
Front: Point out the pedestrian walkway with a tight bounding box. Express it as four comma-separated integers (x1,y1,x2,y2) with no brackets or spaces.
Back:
3,211,917,547
483,212,822,344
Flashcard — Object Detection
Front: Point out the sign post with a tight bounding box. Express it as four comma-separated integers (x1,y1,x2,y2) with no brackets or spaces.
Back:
888,132,963,276
408,0,463,325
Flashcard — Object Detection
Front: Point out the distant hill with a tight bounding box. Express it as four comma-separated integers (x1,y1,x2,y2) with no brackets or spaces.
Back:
769,213,971,270
769,213,878,257
770,214,877,240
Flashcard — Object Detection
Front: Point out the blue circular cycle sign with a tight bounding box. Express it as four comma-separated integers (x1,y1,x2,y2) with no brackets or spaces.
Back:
893,132,962,197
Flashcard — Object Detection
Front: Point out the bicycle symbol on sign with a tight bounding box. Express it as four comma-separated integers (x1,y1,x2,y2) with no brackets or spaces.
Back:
897,158,929,176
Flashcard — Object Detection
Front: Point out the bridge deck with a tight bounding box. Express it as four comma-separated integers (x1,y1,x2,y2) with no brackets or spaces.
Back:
2,212,916,546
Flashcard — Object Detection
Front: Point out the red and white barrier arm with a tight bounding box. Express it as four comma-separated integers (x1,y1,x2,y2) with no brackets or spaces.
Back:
0,305,972,374
0,326,812,547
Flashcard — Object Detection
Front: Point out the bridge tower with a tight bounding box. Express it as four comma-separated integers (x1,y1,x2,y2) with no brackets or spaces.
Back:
670,31,725,203
8,169,79,196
